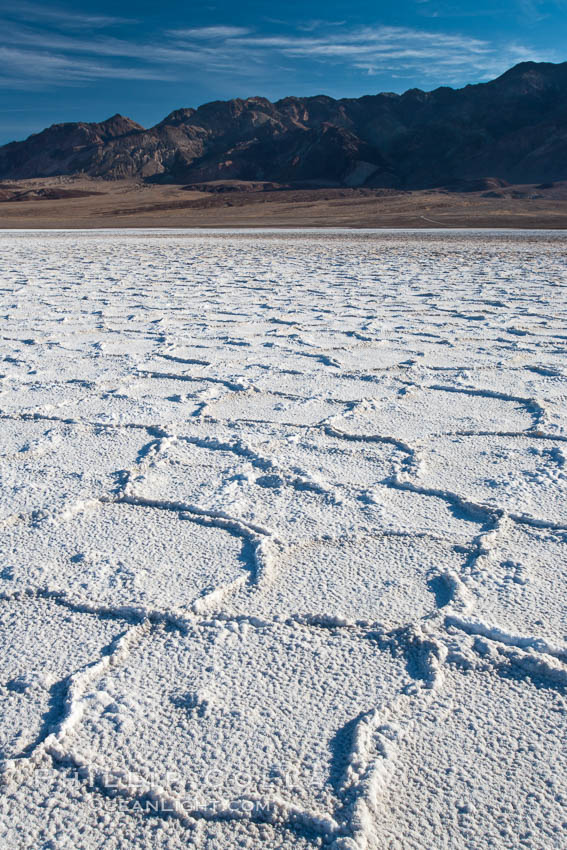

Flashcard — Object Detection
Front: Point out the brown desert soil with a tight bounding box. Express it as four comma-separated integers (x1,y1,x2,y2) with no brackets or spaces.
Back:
1,177,567,229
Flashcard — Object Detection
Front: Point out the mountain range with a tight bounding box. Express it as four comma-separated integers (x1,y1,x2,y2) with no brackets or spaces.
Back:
2,61,567,189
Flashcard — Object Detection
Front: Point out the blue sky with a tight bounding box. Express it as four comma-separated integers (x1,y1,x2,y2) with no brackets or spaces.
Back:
1,0,566,144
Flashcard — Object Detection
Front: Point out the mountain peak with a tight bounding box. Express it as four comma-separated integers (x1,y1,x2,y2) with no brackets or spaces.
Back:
98,114,144,135
490,59,567,88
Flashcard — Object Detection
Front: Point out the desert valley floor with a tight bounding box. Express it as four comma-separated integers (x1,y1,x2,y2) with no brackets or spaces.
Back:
0,229,566,849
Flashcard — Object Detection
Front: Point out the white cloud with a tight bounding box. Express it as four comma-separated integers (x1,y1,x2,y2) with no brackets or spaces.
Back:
0,14,559,92
3,1,134,28
167,26,252,39
0,46,176,86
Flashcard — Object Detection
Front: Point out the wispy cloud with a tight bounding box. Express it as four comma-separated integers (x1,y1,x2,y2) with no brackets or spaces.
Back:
167,26,252,39
170,23,556,82
296,20,347,32
0,48,175,89
2,1,134,28
0,13,558,92
516,0,567,22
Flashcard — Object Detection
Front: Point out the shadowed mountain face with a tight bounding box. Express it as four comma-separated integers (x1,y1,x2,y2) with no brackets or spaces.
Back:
2,61,567,189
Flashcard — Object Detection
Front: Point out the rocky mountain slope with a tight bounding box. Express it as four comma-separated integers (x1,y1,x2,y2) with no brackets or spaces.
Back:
2,61,567,189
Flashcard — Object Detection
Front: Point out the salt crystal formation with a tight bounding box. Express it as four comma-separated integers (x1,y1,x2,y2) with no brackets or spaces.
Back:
0,229,565,849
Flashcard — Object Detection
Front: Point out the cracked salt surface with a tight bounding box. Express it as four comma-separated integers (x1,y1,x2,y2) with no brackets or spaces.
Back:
0,229,566,849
